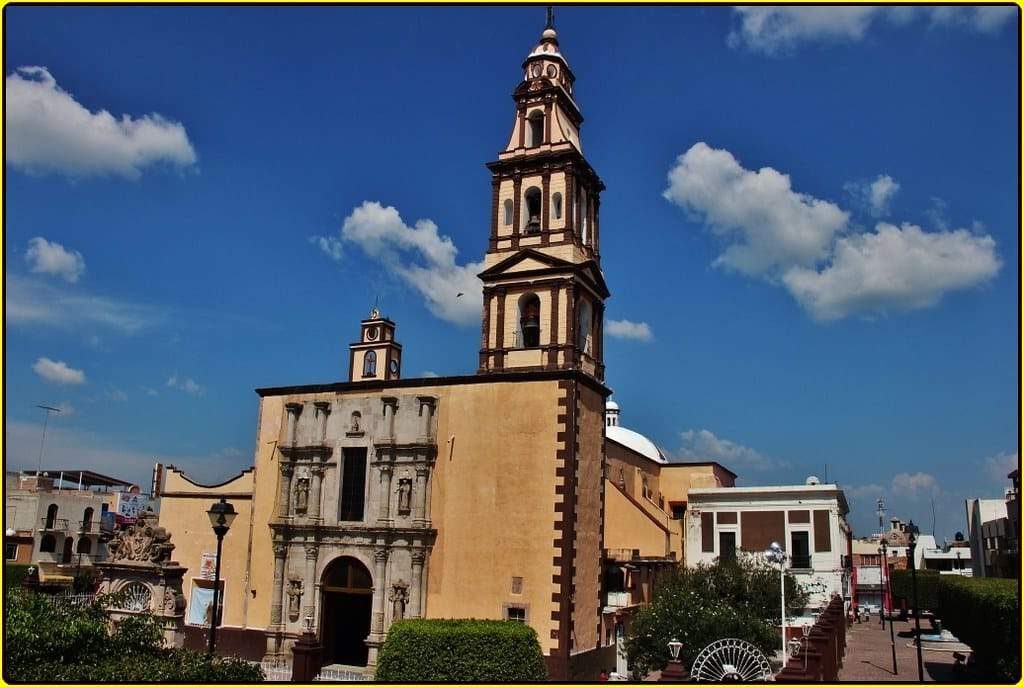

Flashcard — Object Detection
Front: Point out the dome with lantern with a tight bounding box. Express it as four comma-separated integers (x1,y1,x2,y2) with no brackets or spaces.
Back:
605,399,667,465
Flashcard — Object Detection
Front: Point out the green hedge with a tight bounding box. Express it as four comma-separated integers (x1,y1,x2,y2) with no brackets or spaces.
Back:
890,569,941,612
938,576,1020,682
375,619,548,682
4,564,32,590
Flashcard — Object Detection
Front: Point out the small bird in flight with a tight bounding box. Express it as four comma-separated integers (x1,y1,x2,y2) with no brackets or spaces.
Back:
456,292,464,298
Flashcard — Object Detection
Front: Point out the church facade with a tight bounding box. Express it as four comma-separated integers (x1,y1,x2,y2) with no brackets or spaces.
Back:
154,18,735,680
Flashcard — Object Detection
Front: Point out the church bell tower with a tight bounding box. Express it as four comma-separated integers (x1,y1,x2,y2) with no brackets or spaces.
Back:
477,13,609,381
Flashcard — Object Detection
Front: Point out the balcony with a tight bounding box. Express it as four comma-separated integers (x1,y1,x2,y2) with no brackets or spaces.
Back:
77,520,100,534
605,591,631,608
40,518,70,532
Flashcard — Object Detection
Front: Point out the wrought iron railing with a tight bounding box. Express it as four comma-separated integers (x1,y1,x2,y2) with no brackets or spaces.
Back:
40,518,70,531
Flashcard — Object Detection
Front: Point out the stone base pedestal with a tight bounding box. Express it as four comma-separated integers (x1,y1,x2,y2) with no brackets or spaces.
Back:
95,560,187,649
292,631,323,682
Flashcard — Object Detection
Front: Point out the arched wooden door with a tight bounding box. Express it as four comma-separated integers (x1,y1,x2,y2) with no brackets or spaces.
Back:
320,557,373,667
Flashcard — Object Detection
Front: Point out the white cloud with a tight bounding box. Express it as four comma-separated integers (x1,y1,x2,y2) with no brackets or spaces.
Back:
664,142,849,277
891,471,941,500
844,483,886,500
728,7,1016,55
606,319,654,342
54,401,76,417
983,451,1019,485
782,222,1001,321
106,389,128,402
25,237,85,282
421,370,440,378
845,175,900,218
677,428,789,472
5,273,159,333
32,357,86,385
5,66,197,179
141,386,160,397
665,145,1001,321
166,375,205,396
308,235,343,262
333,201,483,326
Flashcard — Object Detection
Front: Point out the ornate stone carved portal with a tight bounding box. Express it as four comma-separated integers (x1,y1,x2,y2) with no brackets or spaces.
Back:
95,512,187,648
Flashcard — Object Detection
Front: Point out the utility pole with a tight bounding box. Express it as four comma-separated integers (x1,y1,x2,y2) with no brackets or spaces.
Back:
35,405,62,475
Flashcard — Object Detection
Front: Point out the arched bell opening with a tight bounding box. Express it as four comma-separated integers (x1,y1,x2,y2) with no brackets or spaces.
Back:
523,187,542,234
518,293,541,348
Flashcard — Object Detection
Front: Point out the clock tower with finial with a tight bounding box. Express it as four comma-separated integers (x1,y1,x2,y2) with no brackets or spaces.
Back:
477,8,609,381
348,307,402,382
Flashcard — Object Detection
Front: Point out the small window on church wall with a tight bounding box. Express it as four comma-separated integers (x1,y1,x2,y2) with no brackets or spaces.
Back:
363,350,377,377
526,111,544,148
518,293,541,348
503,199,513,226
523,188,542,234
552,192,562,220
577,300,592,354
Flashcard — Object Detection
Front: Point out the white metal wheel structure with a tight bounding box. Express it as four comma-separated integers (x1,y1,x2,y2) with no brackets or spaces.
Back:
689,638,773,682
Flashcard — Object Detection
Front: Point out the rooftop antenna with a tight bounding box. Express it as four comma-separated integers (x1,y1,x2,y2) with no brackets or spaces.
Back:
34,404,62,476
931,498,936,538
823,463,828,483
546,5,555,30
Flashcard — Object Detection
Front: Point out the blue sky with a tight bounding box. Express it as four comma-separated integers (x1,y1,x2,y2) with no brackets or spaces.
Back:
4,6,1019,540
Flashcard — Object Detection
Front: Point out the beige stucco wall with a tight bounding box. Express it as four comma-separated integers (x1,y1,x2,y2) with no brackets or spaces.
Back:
157,467,256,629
603,481,670,557
425,379,563,652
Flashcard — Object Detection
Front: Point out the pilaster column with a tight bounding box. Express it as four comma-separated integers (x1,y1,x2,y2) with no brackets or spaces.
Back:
378,464,394,523
303,543,318,626
409,549,426,618
414,465,430,526
566,283,577,366
278,463,295,519
285,402,303,445
309,465,325,521
313,401,331,443
416,397,437,442
270,543,288,627
372,547,389,634
564,171,576,239
382,397,399,439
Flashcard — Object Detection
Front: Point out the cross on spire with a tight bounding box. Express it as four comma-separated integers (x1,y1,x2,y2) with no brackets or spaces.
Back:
546,5,555,30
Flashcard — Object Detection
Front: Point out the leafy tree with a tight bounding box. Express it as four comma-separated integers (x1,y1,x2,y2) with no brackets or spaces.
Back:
4,588,263,682
624,555,808,677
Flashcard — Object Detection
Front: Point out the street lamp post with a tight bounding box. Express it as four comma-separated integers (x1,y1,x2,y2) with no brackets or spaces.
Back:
880,540,897,676
907,521,924,682
659,638,688,681
766,542,787,668
206,498,237,656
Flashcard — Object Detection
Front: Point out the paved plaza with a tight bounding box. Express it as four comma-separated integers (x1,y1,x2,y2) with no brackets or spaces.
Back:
838,617,961,682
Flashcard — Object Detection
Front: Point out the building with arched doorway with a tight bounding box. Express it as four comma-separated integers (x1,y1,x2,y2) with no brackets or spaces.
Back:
153,16,739,680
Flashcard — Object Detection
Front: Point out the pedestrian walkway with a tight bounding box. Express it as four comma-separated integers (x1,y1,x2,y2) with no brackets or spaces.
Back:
838,617,959,682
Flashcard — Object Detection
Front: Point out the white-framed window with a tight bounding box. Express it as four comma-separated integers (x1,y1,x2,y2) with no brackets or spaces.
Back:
186,577,225,627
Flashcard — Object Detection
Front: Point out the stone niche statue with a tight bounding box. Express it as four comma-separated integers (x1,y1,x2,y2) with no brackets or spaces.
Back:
96,512,186,648
389,581,409,621
294,477,310,514
287,578,303,622
397,478,412,516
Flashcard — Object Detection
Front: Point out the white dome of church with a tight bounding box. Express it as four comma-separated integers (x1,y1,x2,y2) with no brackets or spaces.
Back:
605,400,667,464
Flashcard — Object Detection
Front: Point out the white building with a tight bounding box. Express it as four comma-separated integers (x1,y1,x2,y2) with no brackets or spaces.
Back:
685,482,852,617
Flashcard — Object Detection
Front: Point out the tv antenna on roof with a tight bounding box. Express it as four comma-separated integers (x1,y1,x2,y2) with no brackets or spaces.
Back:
34,404,62,475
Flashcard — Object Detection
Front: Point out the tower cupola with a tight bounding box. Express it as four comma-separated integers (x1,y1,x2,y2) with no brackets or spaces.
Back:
476,12,609,382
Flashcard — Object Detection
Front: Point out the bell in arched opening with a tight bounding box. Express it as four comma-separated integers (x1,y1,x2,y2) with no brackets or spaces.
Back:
519,293,541,347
